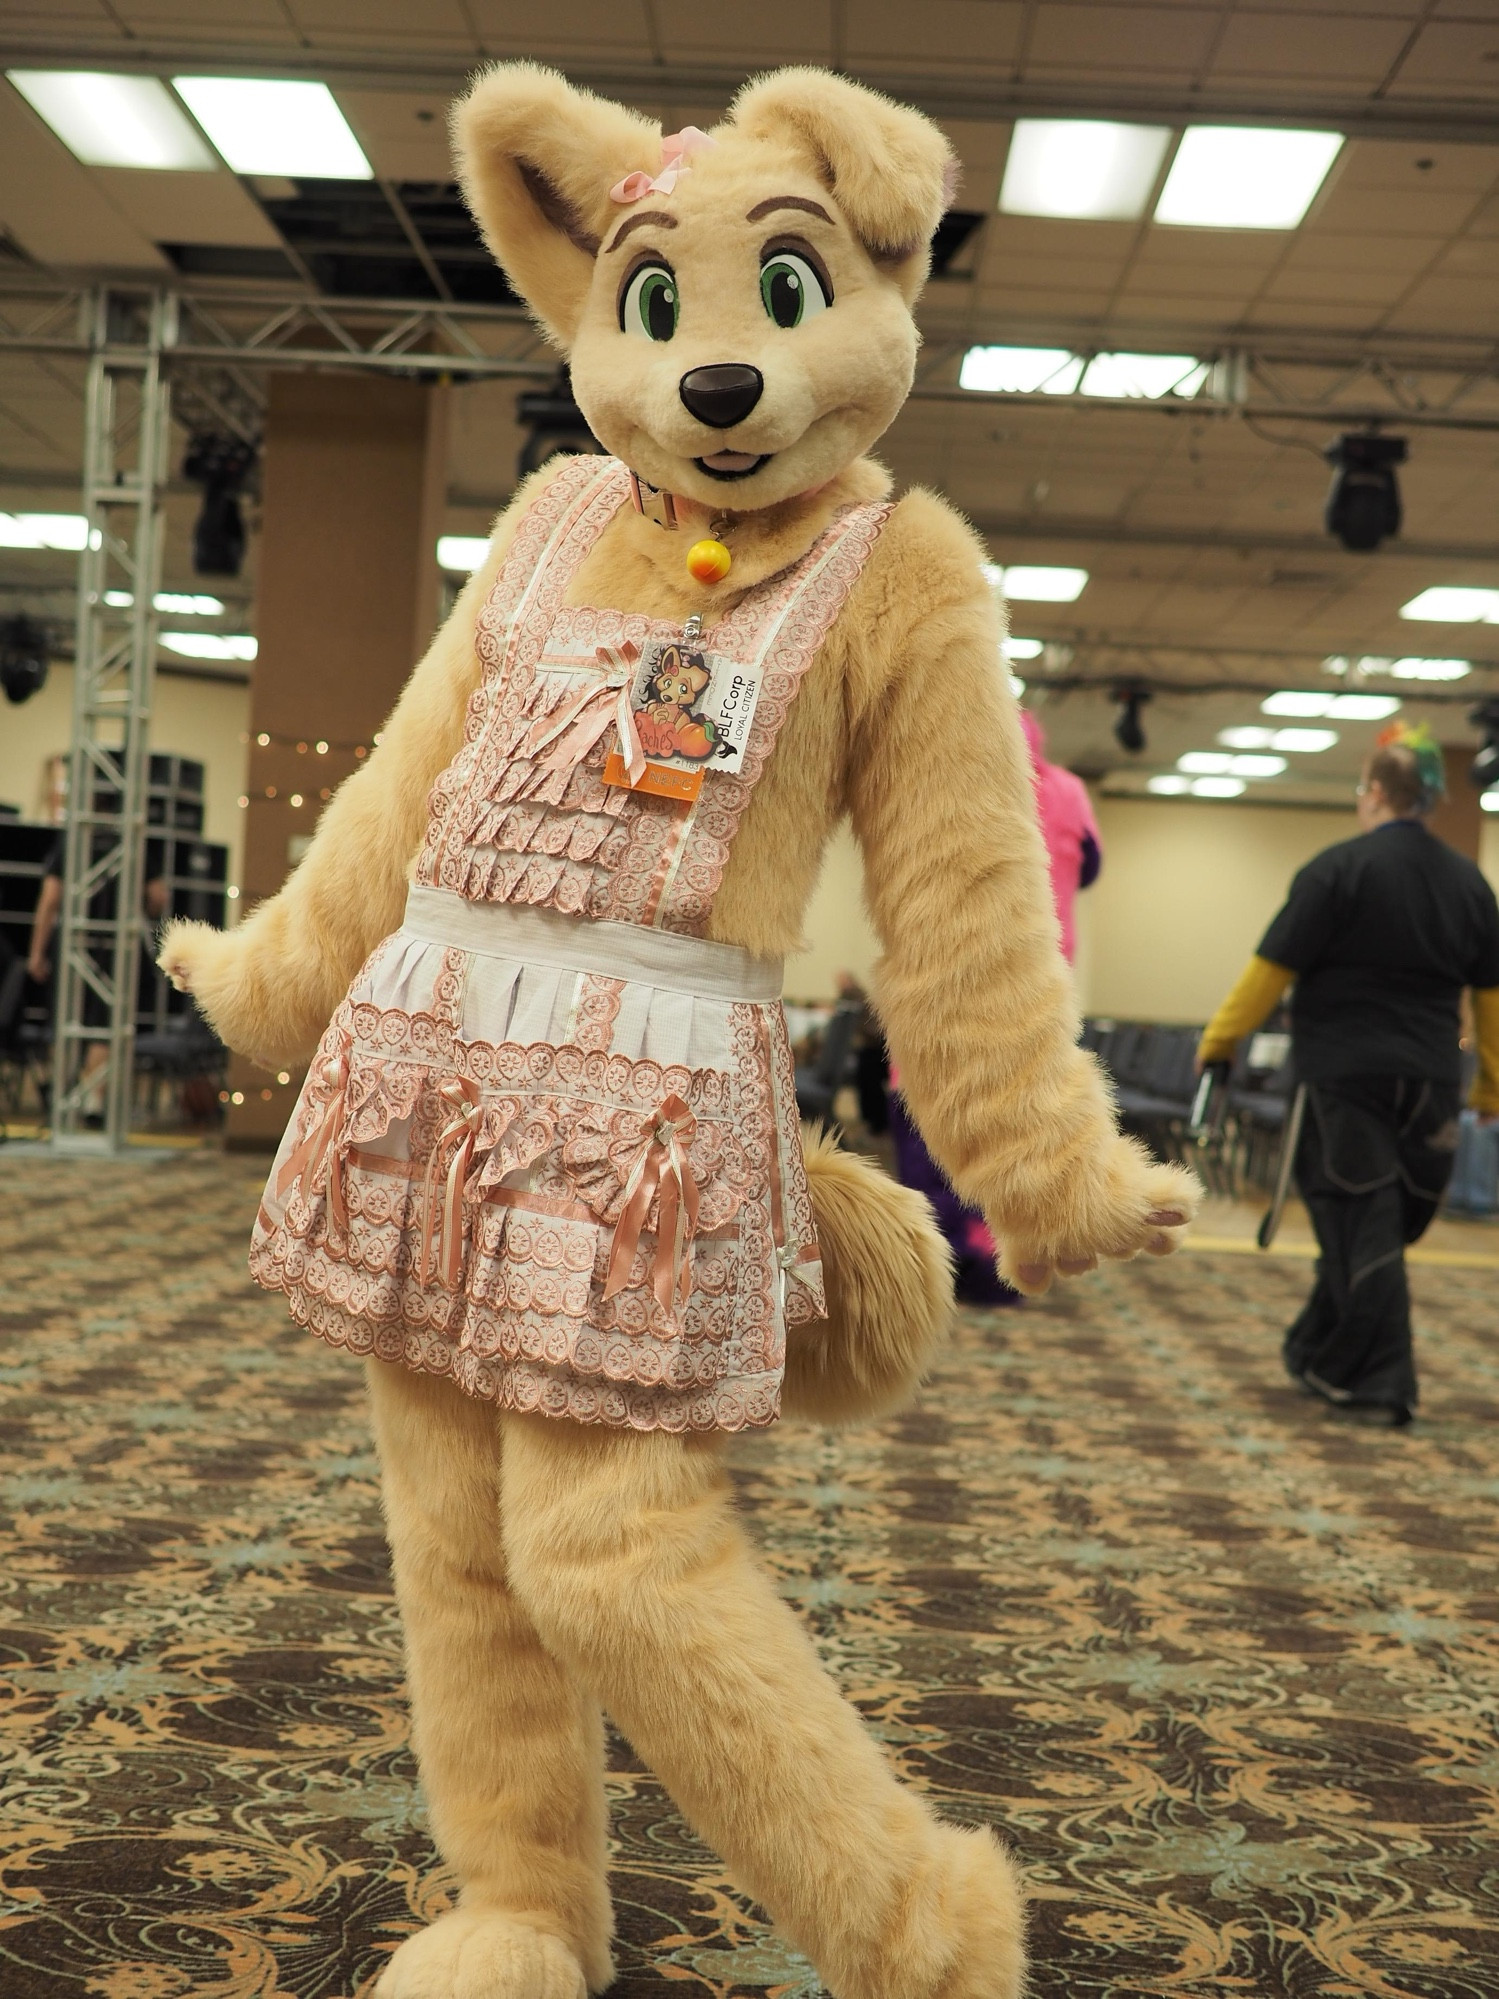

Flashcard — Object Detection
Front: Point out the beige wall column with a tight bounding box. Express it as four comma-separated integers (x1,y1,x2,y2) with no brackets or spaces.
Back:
225,371,449,1147
1428,746,1483,863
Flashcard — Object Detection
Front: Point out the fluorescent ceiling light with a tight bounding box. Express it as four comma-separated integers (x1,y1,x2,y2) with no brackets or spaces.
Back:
996,565,1088,602
437,534,490,573
1000,119,1172,221
172,77,371,178
1003,637,1044,660
1180,750,1285,778
1218,725,1339,754
1329,693,1400,720
1399,586,1499,623
0,511,89,549
1079,352,1207,400
1010,676,1026,698
160,632,257,660
1273,728,1339,753
1155,126,1343,230
1230,754,1288,778
1191,776,1246,798
106,589,226,614
1482,792,1499,814
1388,657,1471,681
1264,688,1401,720
1147,774,1191,795
8,69,215,170
156,590,225,615
1263,690,1331,716
960,345,1083,394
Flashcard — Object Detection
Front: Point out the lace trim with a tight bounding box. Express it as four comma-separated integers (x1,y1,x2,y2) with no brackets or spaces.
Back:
253,971,815,1430
415,454,891,936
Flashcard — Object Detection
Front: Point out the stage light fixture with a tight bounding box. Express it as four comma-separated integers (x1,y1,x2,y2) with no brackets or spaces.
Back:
1113,682,1151,754
1470,698,1499,795
0,614,49,703
1324,433,1406,552
183,434,256,577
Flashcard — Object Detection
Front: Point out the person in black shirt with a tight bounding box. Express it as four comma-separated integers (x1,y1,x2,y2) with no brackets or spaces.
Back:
1198,728,1499,1427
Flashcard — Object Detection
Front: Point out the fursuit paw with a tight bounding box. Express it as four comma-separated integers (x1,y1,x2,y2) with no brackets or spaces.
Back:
374,1909,590,1999
997,1139,1202,1297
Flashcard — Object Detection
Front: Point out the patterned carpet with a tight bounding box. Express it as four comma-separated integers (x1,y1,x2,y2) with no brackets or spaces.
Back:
2,1150,1497,1999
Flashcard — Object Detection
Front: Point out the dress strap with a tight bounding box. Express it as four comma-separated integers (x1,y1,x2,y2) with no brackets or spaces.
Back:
473,455,632,689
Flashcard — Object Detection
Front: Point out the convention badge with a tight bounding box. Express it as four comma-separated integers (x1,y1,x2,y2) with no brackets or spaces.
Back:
603,638,764,799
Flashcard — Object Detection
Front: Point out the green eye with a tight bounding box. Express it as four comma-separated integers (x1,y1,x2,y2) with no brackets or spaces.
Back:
759,251,832,328
621,262,679,340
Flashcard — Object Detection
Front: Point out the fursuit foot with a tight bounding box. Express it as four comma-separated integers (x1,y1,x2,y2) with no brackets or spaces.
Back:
373,1908,591,1999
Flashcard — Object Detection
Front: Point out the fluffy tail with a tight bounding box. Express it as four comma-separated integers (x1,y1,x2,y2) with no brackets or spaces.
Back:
783,1129,953,1426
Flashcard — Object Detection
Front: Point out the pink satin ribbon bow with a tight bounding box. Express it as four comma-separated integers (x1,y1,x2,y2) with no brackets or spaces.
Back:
419,1076,485,1288
610,127,716,204
276,1050,350,1236
522,642,647,786
603,1093,702,1316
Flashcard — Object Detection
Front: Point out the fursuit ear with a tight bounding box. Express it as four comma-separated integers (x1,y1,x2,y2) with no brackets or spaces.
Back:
452,63,662,345
727,68,956,301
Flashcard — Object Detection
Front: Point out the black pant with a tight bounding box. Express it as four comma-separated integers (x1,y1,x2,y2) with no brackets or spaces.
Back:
1284,1077,1461,1412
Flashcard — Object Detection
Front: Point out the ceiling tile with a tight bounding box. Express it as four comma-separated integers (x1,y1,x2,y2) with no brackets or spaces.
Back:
653,0,833,62
0,86,166,270
89,168,283,249
1310,183,1486,235
463,0,654,49
1208,10,1413,82
336,89,454,182
846,0,1025,67
1025,4,1219,75
290,0,474,33
1385,20,1499,91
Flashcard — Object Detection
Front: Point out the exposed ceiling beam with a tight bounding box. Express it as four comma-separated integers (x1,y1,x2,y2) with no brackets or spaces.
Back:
2,38,1499,143
910,385,1499,433
965,513,1499,566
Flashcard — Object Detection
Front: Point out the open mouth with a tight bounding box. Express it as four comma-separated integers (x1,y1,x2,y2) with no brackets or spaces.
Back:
696,450,770,481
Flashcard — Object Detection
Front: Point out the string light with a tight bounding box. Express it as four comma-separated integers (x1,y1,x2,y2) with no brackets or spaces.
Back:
242,727,380,754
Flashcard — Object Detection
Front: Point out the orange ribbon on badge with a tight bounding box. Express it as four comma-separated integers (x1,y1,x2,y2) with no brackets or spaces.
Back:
522,642,647,785
276,1048,350,1236
603,1093,701,1316
419,1076,485,1288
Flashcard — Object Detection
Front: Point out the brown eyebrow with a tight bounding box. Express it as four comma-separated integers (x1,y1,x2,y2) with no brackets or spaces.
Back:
604,209,679,252
746,195,835,226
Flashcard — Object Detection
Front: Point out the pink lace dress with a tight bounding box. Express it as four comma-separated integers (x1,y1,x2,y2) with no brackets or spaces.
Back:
249,456,890,1432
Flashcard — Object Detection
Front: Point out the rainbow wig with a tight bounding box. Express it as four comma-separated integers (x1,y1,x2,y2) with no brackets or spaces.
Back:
1376,720,1447,811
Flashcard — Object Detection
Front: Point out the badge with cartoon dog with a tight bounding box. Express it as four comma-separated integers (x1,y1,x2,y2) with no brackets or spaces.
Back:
604,640,764,797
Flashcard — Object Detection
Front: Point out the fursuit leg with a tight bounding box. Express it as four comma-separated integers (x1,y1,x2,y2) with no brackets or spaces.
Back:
500,1411,1026,1999
367,1362,614,1999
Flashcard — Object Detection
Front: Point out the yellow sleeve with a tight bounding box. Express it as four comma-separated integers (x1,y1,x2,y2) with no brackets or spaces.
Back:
1473,987,1499,1116
1196,957,1294,1067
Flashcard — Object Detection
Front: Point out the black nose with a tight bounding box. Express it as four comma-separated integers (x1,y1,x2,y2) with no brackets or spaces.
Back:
678,363,764,429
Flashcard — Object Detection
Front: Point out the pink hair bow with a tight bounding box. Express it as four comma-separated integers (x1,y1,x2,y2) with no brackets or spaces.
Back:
610,127,716,204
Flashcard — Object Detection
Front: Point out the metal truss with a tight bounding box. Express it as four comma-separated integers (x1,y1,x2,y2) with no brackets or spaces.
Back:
913,335,1499,432
0,280,555,388
51,289,173,1150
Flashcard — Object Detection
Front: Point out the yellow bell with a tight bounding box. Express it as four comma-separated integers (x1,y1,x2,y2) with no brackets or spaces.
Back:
686,537,732,584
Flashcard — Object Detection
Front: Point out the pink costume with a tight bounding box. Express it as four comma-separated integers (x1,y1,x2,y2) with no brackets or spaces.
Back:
1019,709,1099,968
250,456,890,1433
